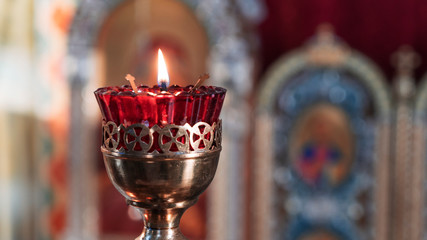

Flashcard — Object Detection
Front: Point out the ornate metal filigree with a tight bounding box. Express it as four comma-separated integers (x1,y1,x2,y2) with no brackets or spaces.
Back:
103,121,120,151
102,120,222,154
124,123,152,152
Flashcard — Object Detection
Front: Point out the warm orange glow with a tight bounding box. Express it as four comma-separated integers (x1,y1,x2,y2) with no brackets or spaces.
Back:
157,49,170,88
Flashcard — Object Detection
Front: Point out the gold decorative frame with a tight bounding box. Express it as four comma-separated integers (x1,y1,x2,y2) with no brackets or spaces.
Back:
252,27,392,240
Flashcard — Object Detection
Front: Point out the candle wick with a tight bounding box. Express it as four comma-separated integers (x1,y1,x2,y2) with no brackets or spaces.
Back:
160,82,168,92
125,74,138,93
190,73,210,93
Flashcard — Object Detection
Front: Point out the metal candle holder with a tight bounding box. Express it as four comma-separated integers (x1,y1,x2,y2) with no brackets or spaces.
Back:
101,120,222,240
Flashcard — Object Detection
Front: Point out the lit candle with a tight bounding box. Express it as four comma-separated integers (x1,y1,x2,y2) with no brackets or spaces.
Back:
155,49,175,125
157,49,169,91
94,49,226,152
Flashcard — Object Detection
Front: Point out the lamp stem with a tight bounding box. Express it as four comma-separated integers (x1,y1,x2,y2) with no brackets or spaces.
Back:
132,205,191,240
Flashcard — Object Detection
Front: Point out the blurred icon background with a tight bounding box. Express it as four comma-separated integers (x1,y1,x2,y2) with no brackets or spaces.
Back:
2,0,427,239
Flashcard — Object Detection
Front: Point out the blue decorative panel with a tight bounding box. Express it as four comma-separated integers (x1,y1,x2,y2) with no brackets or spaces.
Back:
273,68,376,240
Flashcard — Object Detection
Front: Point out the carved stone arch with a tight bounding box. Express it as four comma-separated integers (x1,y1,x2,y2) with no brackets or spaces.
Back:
252,27,392,240
257,50,391,117
67,0,257,86
67,0,261,239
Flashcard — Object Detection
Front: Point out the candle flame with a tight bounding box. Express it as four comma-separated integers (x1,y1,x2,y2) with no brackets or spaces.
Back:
157,49,169,88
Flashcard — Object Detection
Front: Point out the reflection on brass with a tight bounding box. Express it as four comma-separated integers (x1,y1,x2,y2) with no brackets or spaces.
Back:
101,121,222,240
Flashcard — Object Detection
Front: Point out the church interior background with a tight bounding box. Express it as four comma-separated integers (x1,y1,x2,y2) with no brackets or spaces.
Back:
2,0,427,240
